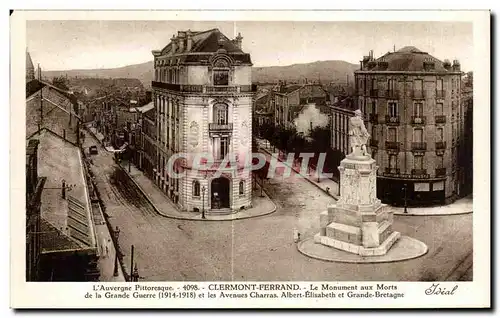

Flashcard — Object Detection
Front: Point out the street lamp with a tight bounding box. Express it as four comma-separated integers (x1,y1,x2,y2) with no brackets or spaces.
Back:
201,186,206,219
403,183,408,214
113,226,120,277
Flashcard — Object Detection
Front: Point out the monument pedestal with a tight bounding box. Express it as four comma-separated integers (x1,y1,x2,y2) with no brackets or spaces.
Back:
314,154,400,256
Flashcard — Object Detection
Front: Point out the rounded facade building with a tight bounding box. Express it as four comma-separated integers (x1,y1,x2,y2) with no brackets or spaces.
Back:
150,29,255,214
355,46,467,206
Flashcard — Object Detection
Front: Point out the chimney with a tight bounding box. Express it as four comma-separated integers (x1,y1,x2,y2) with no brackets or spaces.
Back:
177,31,185,52
170,34,177,54
186,30,193,51
234,32,243,49
452,59,461,72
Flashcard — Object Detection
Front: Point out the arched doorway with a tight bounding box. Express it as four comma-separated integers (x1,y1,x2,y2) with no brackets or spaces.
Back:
211,177,230,209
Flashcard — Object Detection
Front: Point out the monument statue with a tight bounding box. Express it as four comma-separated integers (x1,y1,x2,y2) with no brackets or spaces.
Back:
348,109,370,157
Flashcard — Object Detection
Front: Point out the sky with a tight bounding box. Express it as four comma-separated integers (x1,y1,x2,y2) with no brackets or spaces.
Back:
26,20,473,72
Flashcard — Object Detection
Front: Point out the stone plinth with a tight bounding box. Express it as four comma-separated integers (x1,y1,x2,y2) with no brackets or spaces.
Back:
314,154,400,256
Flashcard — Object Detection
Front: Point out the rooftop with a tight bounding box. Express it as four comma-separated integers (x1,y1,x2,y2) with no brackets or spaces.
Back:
358,46,461,73
35,129,96,253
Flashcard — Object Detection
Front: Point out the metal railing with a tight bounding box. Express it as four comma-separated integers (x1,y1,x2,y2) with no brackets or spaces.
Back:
435,115,446,124
385,90,399,99
385,115,400,125
385,141,400,150
411,142,427,150
435,141,446,149
411,116,426,125
435,168,447,177
208,123,233,131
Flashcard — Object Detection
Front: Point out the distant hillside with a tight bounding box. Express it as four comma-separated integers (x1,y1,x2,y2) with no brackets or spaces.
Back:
43,61,154,88
252,60,358,84
43,60,359,88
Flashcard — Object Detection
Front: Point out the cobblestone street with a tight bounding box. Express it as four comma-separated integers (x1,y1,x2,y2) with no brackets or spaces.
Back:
83,130,472,282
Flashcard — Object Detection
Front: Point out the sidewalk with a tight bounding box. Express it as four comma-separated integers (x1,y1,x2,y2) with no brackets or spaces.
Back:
393,195,473,216
85,125,116,153
95,220,126,282
118,161,277,221
256,138,340,200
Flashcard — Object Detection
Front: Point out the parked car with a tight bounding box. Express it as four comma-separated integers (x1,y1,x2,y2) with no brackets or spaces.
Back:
89,145,98,155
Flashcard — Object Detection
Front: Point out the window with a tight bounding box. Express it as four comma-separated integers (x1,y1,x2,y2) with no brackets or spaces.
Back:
438,156,444,168
414,156,424,170
371,78,377,90
436,128,444,141
214,103,228,124
388,79,396,91
388,102,398,117
213,70,229,86
389,154,397,169
414,102,423,117
413,79,423,92
388,128,397,142
437,79,443,91
221,137,230,160
193,180,200,197
371,101,376,114
413,128,423,142
436,103,444,115
372,126,377,140
239,181,244,195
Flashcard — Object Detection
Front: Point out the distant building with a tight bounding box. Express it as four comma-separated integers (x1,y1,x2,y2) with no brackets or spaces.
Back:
349,46,469,206
150,28,256,213
274,83,329,129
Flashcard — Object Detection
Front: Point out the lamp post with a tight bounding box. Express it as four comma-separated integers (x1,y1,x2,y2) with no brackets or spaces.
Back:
113,226,120,277
201,186,206,219
403,183,408,214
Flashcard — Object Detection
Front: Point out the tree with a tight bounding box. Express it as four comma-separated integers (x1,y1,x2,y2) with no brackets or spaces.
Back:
52,76,70,91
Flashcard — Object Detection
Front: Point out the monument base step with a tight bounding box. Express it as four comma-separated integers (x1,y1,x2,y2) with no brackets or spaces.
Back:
314,231,401,256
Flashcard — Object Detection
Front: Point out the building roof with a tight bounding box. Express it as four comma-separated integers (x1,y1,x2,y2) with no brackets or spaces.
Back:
26,50,34,71
144,107,156,121
359,46,460,73
154,28,252,65
131,101,154,113
35,129,96,253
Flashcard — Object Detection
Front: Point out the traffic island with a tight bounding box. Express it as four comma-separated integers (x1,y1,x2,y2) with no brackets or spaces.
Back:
297,235,428,264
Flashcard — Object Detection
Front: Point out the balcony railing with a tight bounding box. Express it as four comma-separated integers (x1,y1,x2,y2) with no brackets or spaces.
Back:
385,115,400,125
384,168,400,174
435,115,446,124
411,142,427,150
370,89,379,97
411,116,426,125
370,139,378,147
369,113,378,123
435,168,447,177
385,141,400,150
152,81,257,93
436,90,445,99
411,90,425,99
385,90,399,99
411,169,428,176
209,123,233,132
435,141,446,149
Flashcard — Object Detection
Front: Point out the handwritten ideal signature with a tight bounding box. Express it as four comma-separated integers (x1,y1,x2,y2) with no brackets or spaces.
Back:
425,283,458,295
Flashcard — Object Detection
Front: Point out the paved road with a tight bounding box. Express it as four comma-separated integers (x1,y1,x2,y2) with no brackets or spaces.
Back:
83,130,472,281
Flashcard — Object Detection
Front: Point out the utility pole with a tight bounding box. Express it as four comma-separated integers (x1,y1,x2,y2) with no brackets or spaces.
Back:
130,245,134,282
39,64,43,128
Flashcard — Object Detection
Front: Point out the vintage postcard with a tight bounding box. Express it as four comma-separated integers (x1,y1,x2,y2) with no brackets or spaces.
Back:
10,10,490,308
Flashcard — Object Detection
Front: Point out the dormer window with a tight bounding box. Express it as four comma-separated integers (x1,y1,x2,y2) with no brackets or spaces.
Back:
213,69,229,86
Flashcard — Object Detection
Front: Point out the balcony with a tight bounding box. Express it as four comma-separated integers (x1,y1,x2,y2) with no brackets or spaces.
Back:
370,89,379,98
369,113,378,123
411,142,427,151
435,168,447,177
209,123,233,135
435,115,446,124
435,141,446,149
436,90,445,99
152,81,257,94
411,90,425,99
384,168,400,175
385,90,400,100
411,116,426,125
385,141,400,150
370,139,378,147
385,115,400,125
411,169,428,176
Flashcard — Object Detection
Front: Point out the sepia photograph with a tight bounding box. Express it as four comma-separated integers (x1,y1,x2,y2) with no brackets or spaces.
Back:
11,9,490,308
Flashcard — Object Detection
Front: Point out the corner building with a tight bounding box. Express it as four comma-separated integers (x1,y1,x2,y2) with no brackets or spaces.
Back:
151,29,256,214
355,46,466,206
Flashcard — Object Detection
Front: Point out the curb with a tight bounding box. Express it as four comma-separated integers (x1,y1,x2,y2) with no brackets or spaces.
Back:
259,146,340,200
296,236,429,264
117,163,278,222
394,210,473,216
